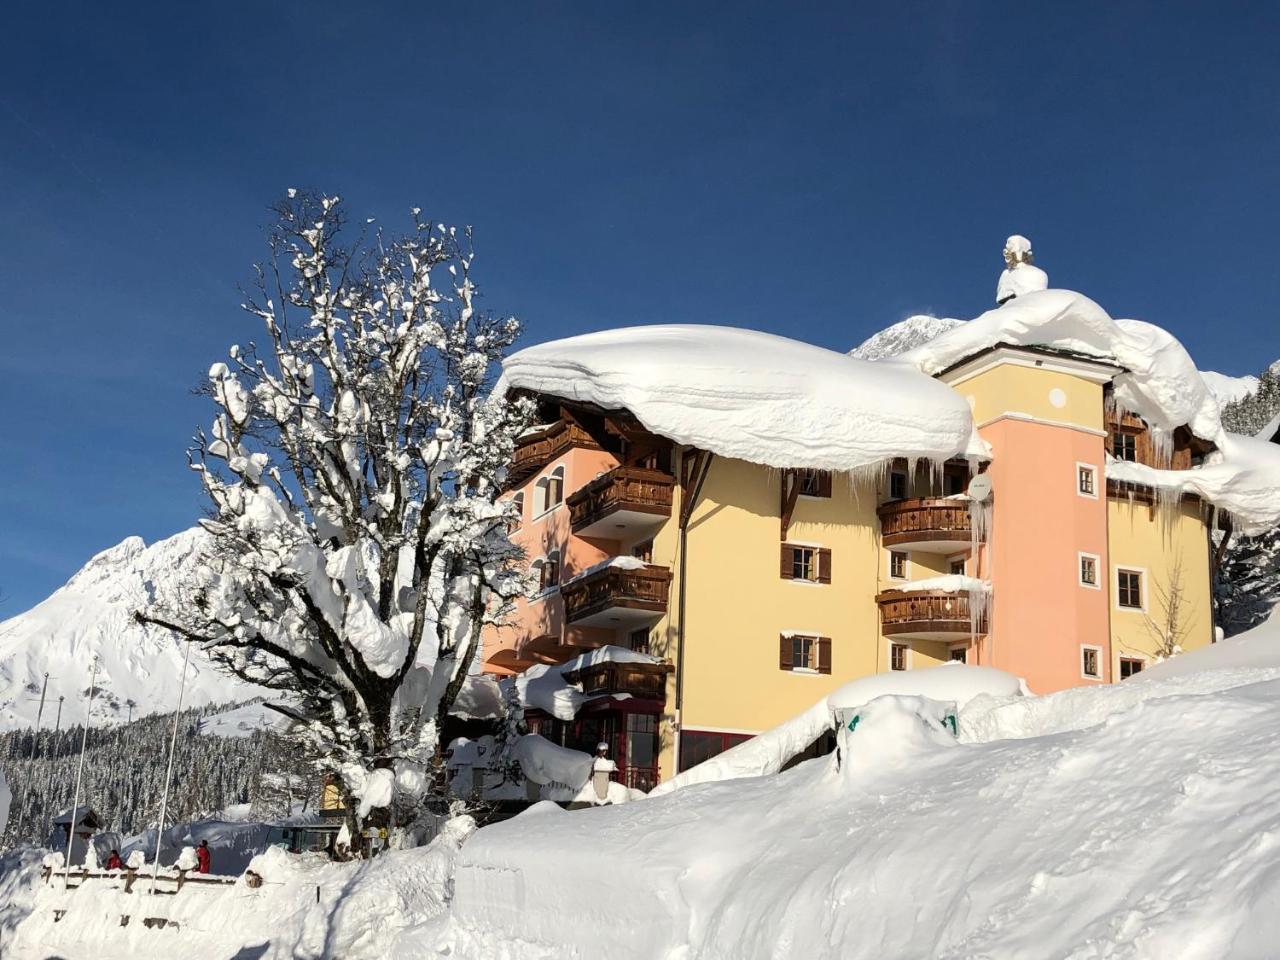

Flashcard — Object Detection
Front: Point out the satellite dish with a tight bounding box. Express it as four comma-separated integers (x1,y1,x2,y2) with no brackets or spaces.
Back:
967,475,993,502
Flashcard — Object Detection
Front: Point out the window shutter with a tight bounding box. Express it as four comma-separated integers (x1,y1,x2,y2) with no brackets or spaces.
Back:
817,471,832,498
817,637,832,675
817,548,832,584
780,545,794,579
779,635,794,671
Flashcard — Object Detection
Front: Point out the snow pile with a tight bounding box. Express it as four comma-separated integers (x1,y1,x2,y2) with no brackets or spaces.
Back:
849,314,965,360
877,574,989,594
4,818,473,960
0,530,260,730
510,734,594,788
1139,609,1280,681
833,695,957,780
501,325,978,471
560,554,647,586
558,644,665,674
652,663,1022,796
515,662,585,721
446,668,1280,959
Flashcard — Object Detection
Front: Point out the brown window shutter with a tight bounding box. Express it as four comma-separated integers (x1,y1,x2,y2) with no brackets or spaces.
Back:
780,544,794,579
779,635,794,670
817,637,832,674
817,548,832,583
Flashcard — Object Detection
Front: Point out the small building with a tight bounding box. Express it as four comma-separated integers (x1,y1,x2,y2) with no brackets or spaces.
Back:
52,805,104,844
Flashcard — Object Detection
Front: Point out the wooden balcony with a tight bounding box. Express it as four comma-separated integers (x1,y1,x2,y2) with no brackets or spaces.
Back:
567,466,675,540
562,564,672,628
562,660,670,702
877,590,987,641
878,497,976,554
507,420,601,487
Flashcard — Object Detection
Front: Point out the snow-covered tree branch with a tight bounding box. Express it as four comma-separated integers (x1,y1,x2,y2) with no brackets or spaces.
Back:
137,192,532,833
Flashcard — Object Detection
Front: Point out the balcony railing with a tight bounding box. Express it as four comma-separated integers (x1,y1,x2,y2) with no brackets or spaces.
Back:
877,590,986,638
878,497,975,550
507,420,600,486
564,661,669,701
616,765,660,793
567,466,675,538
562,565,672,626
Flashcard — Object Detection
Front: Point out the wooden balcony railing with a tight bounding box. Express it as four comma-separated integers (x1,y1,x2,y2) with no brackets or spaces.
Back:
878,497,975,547
564,661,669,701
876,590,986,636
562,565,672,624
617,765,660,793
507,420,601,487
567,466,675,532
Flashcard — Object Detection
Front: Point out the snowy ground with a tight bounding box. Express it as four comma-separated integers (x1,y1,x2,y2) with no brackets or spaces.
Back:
4,617,1280,959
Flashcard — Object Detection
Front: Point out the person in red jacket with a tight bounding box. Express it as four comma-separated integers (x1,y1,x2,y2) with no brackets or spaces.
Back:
106,850,123,871
195,840,211,874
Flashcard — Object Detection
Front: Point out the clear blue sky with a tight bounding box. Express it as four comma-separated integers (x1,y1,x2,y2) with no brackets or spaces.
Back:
2,1,1277,613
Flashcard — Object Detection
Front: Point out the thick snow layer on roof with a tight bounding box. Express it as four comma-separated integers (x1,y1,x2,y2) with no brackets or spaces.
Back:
514,662,584,721
878,574,990,595
1107,432,1280,534
560,554,647,586
1201,369,1261,407
501,325,977,471
901,289,1223,446
650,664,1022,797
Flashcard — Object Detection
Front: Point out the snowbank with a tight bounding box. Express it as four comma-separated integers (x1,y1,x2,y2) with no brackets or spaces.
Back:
447,672,1280,958
651,664,1022,796
1138,609,1280,681
510,734,594,788
501,325,977,471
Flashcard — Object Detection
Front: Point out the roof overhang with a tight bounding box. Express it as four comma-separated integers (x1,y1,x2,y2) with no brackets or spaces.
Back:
937,343,1125,388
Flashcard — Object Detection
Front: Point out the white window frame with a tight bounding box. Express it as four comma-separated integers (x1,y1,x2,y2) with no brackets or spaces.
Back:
532,465,567,518
1114,565,1147,612
1075,461,1098,499
887,549,910,581
888,641,911,672
1080,644,1103,680
1077,551,1101,590
948,554,967,576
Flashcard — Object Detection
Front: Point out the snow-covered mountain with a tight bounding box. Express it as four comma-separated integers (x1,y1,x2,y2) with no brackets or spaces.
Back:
849,314,965,360
1201,369,1261,407
0,530,260,731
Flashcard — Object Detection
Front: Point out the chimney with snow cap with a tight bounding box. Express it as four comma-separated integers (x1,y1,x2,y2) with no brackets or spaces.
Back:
996,234,1048,305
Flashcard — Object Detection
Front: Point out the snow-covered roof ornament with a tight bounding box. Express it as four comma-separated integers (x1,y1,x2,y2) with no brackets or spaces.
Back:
996,235,1049,305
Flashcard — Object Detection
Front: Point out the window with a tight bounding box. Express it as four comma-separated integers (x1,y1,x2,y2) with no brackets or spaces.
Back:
950,558,966,576
545,467,565,509
889,550,908,580
1079,553,1099,588
949,647,967,663
890,643,908,671
628,627,651,655
633,540,654,563
1119,657,1144,679
796,468,832,498
679,730,753,772
1111,432,1137,462
539,551,560,591
779,634,831,674
506,492,524,534
1081,646,1101,679
889,472,908,500
1077,464,1096,497
781,544,831,583
943,470,965,496
1117,569,1143,609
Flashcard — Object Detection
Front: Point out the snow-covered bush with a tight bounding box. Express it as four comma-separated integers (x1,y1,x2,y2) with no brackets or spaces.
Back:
137,192,532,834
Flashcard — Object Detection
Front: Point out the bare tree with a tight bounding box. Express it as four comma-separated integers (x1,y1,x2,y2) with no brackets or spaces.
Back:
1142,554,1194,661
137,192,532,836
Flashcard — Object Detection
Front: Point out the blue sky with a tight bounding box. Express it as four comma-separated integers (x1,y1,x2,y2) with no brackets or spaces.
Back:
1,1,1277,612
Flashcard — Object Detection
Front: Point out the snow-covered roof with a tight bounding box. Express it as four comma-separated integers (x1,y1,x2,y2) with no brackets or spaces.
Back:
559,645,665,675
500,325,979,472
879,575,990,595
901,289,1224,447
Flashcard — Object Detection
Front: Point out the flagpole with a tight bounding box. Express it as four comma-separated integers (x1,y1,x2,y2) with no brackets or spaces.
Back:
151,638,193,892
63,658,97,888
